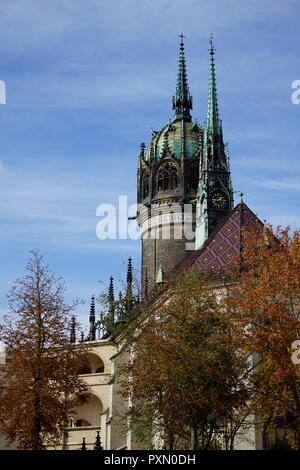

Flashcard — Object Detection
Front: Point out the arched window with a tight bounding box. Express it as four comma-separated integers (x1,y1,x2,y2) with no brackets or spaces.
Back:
142,173,149,199
77,353,105,374
157,163,178,191
71,394,103,429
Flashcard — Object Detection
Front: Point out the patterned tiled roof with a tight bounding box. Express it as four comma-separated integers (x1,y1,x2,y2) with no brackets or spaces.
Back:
174,202,263,277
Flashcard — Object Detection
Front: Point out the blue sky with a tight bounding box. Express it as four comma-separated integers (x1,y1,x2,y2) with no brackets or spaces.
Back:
0,0,299,333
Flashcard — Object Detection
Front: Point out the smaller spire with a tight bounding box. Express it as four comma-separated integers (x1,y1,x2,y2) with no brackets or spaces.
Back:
126,257,134,314
127,257,133,286
108,276,115,323
70,315,76,344
108,276,114,302
89,296,96,341
172,33,193,122
205,33,221,135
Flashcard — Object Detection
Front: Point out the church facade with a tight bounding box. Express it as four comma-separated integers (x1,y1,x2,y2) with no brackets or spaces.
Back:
61,36,267,451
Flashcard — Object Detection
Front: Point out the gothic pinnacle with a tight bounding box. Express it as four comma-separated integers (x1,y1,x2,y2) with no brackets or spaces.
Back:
70,315,76,344
127,257,133,285
172,33,193,122
89,295,96,341
108,276,115,321
126,257,134,314
108,276,114,303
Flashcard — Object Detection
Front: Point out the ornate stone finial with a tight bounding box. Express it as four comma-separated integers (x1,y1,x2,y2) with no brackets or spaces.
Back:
70,315,76,344
81,437,87,450
93,431,103,451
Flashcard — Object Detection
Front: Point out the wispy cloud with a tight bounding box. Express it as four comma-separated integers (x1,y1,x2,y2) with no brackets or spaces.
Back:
256,179,300,191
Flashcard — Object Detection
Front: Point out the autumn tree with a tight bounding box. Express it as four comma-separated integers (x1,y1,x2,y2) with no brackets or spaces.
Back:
226,226,300,449
121,268,252,450
0,250,89,450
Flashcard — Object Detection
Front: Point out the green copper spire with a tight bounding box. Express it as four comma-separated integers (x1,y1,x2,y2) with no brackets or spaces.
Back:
172,34,193,122
195,35,233,250
206,34,221,134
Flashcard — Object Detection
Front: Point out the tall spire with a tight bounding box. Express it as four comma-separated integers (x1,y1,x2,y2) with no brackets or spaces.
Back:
89,296,96,341
195,35,233,250
172,33,193,122
206,34,221,135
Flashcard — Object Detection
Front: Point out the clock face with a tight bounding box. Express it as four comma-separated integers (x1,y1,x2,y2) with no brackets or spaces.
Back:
211,191,227,209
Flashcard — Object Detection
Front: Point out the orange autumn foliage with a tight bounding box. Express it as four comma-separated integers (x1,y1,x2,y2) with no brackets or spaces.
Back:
0,250,88,450
226,226,300,448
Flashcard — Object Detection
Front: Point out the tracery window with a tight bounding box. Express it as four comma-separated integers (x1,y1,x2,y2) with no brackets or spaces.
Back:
157,163,178,191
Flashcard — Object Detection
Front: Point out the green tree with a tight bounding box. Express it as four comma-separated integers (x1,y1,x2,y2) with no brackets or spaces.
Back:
121,268,252,450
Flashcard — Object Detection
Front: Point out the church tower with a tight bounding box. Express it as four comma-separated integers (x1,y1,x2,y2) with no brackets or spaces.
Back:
137,36,203,295
195,36,233,249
